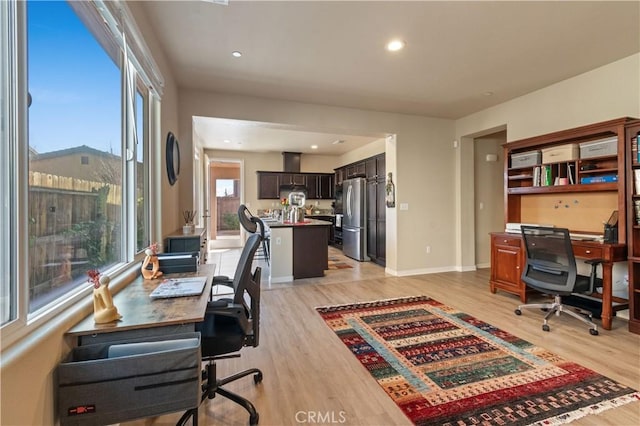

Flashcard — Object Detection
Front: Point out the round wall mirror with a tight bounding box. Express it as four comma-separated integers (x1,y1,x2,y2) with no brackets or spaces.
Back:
166,132,180,185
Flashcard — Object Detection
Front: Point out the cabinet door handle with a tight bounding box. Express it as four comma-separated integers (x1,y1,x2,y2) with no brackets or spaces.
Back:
503,239,508,243
585,250,591,254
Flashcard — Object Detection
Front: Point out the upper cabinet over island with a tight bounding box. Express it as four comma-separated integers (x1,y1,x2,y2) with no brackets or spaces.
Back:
256,171,334,200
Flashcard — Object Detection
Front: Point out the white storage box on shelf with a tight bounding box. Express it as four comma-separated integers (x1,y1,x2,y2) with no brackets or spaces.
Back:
579,137,618,159
541,143,579,163
510,150,541,169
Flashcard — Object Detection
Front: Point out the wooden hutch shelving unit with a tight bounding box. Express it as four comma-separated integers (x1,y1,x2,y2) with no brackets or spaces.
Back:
625,119,640,334
491,117,637,332
503,118,630,240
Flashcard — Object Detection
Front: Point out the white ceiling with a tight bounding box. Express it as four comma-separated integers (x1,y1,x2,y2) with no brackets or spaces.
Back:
140,0,640,154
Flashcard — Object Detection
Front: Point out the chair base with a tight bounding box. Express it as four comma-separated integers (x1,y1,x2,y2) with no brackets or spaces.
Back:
177,358,263,426
515,295,599,335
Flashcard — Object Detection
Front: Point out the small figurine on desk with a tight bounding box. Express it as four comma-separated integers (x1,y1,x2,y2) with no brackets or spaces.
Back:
87,269,122,324
141,242,164,280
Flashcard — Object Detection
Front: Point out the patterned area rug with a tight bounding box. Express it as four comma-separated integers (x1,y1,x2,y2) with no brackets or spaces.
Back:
316,296,639,425
328,257,353,270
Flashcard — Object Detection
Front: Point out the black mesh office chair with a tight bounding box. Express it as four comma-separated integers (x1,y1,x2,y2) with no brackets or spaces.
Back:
178,233,263,426
238,204,270,264
514,226,603,335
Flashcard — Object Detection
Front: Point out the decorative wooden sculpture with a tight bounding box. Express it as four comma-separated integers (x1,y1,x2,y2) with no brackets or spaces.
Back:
385,172,396,208
141,242,164,280
88,269,122,324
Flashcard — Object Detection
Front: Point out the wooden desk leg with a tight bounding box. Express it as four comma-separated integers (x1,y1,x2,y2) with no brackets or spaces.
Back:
601,262,613,330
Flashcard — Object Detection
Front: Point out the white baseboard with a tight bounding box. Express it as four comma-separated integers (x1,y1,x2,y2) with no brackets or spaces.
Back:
270,275,294,284
395,266,458,277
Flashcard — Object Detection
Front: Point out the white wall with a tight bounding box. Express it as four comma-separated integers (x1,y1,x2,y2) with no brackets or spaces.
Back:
338,138,386,167
454,53,640,269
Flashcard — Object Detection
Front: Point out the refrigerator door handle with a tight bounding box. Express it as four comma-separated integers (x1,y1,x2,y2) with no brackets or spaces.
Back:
343,227,357,232
346,185,352,218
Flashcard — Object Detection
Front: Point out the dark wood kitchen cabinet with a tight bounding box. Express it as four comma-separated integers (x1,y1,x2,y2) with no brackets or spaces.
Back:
366,153,386,266
257,171,334,199
334,168,344,187
305,174,333,199
346,162,366,178
257,172,280,199
281,173,306,186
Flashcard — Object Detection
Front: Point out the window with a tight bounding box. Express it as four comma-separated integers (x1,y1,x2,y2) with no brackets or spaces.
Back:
1,0,162,339
26,0,123,313
135,86,149,252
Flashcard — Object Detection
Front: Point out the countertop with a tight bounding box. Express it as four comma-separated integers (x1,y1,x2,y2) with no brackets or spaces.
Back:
267,218,333,228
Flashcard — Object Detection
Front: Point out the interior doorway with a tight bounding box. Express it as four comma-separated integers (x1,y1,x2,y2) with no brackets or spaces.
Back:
209,159,242,249
473,130,506,268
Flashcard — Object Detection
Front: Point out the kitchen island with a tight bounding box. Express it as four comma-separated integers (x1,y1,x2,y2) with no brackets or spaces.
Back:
266,218,332,282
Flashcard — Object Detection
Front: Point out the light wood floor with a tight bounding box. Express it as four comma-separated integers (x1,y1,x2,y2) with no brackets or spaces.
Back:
126,254,640,426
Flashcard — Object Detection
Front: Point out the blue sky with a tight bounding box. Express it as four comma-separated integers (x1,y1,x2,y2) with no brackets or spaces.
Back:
28,0,122,155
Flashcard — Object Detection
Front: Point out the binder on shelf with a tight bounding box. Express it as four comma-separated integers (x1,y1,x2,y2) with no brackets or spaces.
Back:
533,166,541,186
567,164,575,185
579,175,618,184
634,169,640,195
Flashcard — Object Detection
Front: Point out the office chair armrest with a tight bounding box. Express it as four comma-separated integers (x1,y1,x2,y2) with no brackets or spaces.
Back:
583,258,604,266
205,302,252,334
212,275,233,287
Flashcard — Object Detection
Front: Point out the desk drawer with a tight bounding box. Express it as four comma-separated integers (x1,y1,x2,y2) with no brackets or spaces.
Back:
493,235,522,248
572,245,603,259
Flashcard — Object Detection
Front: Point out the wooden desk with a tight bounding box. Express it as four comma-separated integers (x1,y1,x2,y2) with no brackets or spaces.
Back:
490,232,627,330
67,264,214,346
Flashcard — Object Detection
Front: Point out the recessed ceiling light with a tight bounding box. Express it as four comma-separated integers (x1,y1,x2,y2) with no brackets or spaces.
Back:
311,145,318,150
232,51,242,58
386,39,406,52
223,139,231,144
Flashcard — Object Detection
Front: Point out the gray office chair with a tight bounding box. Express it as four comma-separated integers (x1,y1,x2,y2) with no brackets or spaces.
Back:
514,226,603,335
178,234,263,426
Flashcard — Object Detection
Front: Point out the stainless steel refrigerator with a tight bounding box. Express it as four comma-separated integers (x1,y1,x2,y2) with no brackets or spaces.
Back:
342,177,368,261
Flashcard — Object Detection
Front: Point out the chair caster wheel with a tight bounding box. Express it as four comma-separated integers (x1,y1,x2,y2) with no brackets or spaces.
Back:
589,329,598,336
514,309,522,316
542,324,550,332
254,372,263,384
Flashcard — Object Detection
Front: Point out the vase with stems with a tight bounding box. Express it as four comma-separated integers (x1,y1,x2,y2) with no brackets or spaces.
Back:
183,209,196,234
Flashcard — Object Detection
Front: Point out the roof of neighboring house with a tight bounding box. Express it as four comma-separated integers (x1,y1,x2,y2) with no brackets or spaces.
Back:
31,145,121,161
